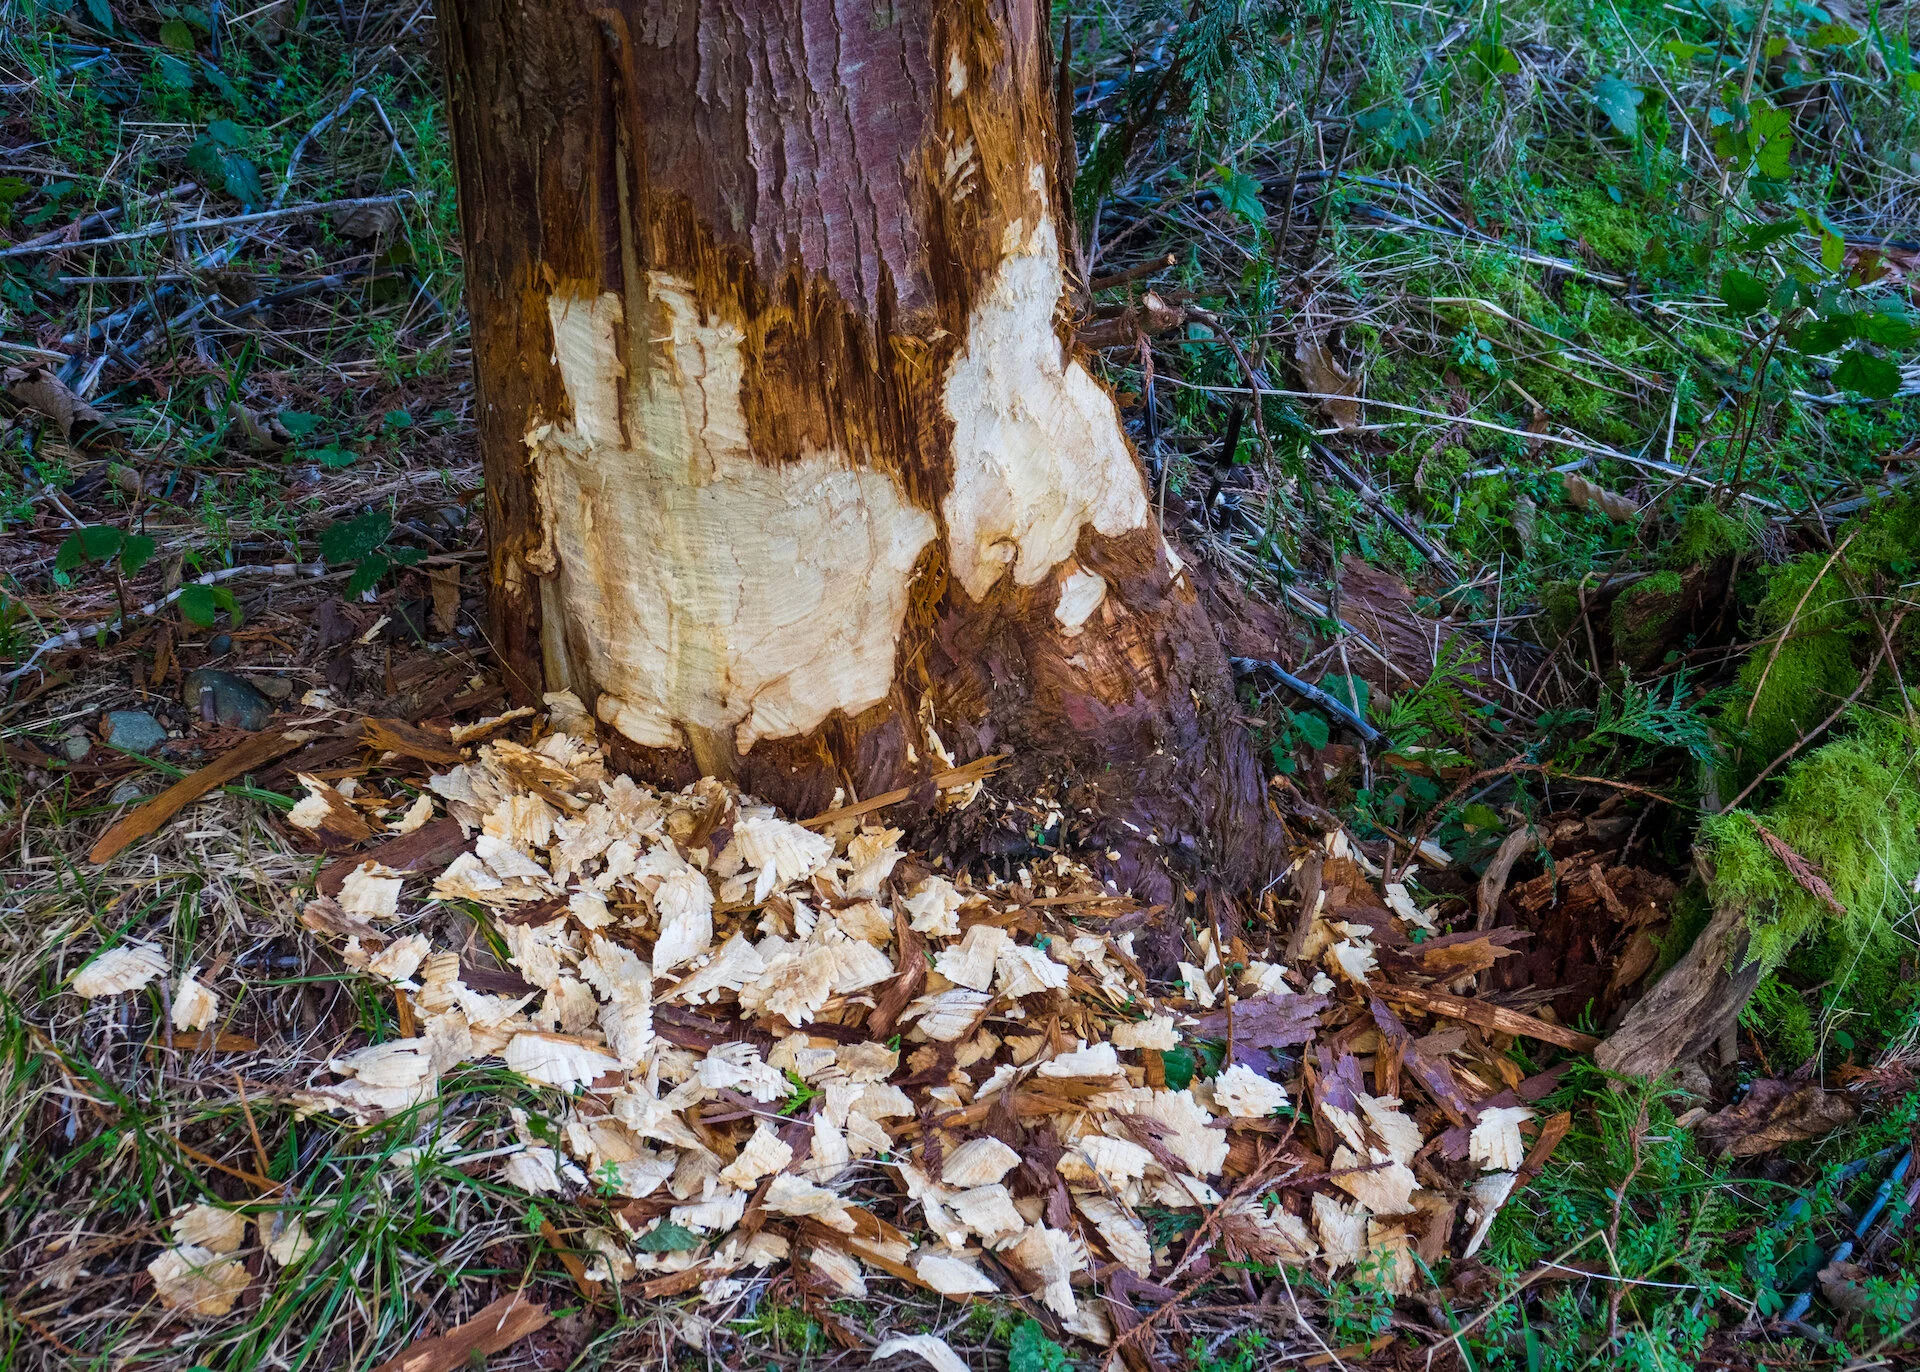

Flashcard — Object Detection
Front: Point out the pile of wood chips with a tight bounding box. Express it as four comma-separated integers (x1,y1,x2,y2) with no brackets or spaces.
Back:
270,692,1591,1354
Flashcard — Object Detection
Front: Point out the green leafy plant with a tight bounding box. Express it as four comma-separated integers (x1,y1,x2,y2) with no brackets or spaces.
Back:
183,119,262,210
320,511,423,596
53,524,157,634
1559,671,1715,768
1009,1317,1073,1372
635,1221,701,1253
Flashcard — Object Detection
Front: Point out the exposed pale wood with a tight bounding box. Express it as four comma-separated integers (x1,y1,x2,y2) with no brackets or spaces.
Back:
442,0,1281,937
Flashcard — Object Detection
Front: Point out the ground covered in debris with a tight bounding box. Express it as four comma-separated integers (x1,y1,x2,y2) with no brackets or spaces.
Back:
5,0,1920,1370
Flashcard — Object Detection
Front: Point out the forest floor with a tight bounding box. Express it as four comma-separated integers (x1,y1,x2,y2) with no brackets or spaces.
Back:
2,0,1919,1369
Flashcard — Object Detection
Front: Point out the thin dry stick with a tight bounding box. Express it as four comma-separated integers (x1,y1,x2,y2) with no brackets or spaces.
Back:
1424,1230,1605,1370
2,560,334,685
0,194,415,259
232,1072,276,1184
1163,376,1783,507
1604,1100,1651,1346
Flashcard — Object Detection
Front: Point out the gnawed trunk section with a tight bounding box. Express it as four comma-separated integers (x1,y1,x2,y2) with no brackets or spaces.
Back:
442,0,1278,923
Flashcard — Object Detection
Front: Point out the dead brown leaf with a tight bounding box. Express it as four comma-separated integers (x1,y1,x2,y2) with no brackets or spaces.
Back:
429,565,461,635
7,365,107,438
335,201,402,239
1293,334,1360,429
1697,1078,1857,1157
1562,472,1638,522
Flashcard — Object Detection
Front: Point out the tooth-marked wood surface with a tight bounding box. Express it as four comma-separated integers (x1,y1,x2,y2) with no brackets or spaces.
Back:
441,0,1277,914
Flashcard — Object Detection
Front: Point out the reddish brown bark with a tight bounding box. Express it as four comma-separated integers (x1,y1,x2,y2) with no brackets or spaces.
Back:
440,0,1279,928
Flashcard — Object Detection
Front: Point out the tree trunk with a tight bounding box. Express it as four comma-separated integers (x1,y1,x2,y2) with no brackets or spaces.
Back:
440,0,1277,927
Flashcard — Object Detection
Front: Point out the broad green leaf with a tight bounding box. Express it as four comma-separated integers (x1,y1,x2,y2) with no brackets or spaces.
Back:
83,0,115,31
1736,218,1799,252
382,408,413,429
1465,40,1519,79
314,445,357,468
1591,75,1644,139
387,545,425,567
182,136,225,185
1213,166,1265,226
1663,39,1714,61
1462,802,1504,833
206,118,247,148
155,54,196,89
159,17,195,49
220,153,263,210
119,533,156,576
1854,312,1918,349
1290,709,1330,751
1833,349,1902,399
1821,230,1846,273
321,512,392,566
345,551,391,597
1719,268,1771,317
177,583,218,627
1160,1046,1196,1090
59,525,125,571
1751,104,1794,178
277,410,325,437
1318,673,1371,723
1810,22,1859,47
635,1222,700,1253
1793,317,1854,353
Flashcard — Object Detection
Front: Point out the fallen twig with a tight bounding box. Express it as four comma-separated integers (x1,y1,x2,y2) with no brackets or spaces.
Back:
0,194,416,259
1230,656,1381,742
89,730,307,864
1,561,334,687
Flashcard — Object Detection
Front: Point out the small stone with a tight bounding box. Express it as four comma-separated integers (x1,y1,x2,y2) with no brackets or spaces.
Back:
110,779,147,805
184,669,275,731
247,675,293,701
207,633,234,657
100,710,168,755
63,735,92,762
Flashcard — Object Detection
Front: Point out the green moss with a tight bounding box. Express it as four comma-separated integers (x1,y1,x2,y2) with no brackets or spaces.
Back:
1701,709,1920,975
1540,580,1584,647
1560,189,1653,266
1667,502,1756,568
1724,630,1858,770
1741,975,1818,1064
1654,881,1715,977
1611,569,1685,670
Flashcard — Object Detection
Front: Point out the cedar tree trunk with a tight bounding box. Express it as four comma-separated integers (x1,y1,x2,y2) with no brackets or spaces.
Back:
440,0,1277,921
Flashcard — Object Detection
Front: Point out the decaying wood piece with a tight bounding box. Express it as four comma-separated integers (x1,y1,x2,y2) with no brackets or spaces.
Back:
1594,898,1761,1082
371,1293,550,1372
89,730,304,864
440,0,1277,913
